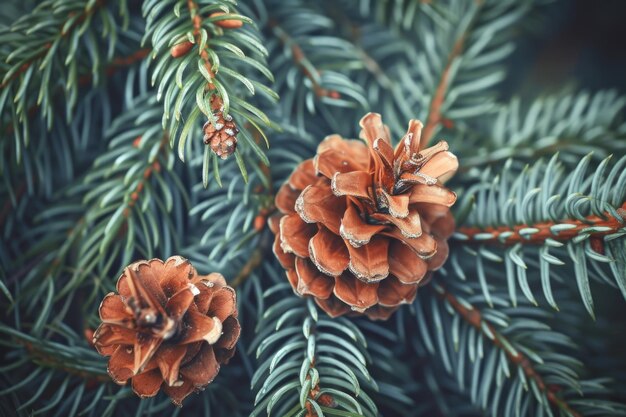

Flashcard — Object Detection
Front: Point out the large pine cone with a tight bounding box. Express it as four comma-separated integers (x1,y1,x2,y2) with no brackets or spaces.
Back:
271,113,458,320
93,256,240,405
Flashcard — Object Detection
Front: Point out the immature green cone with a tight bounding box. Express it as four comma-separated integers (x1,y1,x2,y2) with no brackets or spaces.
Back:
271,113,458,320
93,256,240,405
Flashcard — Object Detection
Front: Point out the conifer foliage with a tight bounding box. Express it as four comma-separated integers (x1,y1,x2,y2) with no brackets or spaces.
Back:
1,1,626,416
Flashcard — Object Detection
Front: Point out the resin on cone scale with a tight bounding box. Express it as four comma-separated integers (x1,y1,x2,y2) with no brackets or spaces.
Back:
92,256,240,405
271,113,458,320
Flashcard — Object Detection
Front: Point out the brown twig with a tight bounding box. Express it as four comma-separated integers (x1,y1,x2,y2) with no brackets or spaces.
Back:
187,0,216,88
422,2,487,147
456,204,626,247
421,37,466,147
121,135,169,219
437,286,582,417
268,20,340,99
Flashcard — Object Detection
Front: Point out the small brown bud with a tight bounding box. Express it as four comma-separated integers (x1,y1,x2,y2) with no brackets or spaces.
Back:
170,41,194,58
318,394,336,407
254,215,266,231
210,12,244,29
84,328,95,346
590,236,605,255
442,118,455,129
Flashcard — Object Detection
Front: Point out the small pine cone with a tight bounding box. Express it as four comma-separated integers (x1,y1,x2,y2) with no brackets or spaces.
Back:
203,108,238,160
93,256,240,405
271,113,458,320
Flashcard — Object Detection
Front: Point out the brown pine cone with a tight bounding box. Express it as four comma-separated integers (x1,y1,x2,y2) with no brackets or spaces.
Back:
93,256,240,405
271,113,458,320
203,96,238,159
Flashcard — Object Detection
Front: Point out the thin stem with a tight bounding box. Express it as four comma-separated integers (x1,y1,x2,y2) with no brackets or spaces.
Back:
436,285,582,417
187,0,216,86
268,20,339,98
422,4,484,147
456,204,626,246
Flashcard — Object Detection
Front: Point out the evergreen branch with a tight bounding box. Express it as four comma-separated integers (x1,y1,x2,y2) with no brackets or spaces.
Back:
456,90,626,172
258,0,366,135
0,323,109,404
143,0,277,182
411,282,626,416
457,205,626,246
325,2,431,137
452,153,626,316
2,47,149,137
0,0,132,149
251,281,377,417
0,0,107,90
4,96,187,328
268,21,339,99
435,285,582,417
230,236,269,289
9,331,109,383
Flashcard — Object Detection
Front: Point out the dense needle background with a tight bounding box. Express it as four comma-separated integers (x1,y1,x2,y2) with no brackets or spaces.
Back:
1,0,625,415
493,0,626,406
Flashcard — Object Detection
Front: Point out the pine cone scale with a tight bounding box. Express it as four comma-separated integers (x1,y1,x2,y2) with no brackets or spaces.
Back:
346,236,390,282
156,345,187,386
295,257,334,299
99,293,132,323
108,346,135,383
179,344,219,386
132,368,162,397
409,184,457,206
340,203,386,247
276,183,300,213
295,184,345,233
333,274,379,312
165,286,196,320
388,241,428,284
288,159,319,189
206,286,237,321
331,171,372,199
308,227,349,276
280,213,316,257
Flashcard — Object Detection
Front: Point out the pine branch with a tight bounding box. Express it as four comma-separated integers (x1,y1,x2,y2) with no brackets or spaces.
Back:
0,0,132,149
251,280,378,417
457,206,626,246
0,0,108,90
451,153,626,316
143,0,277,182
258,0,366,136
0,326,109,383
457,90,626,172
411,282,626,416
2,47,150,137
435,285,582,417
268,21,339,99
